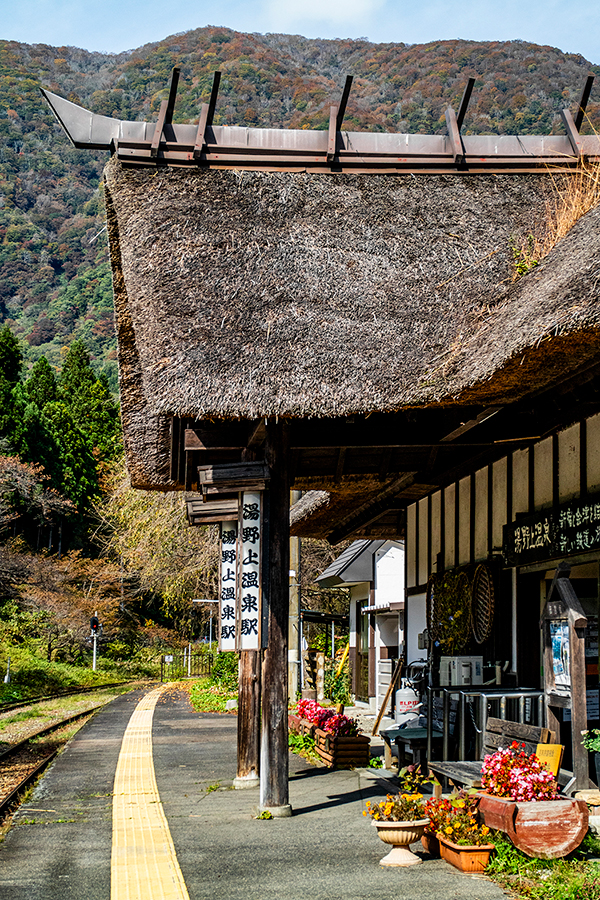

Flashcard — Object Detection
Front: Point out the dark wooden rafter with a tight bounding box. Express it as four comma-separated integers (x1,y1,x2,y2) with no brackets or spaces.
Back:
327,75,353,162
41,74,599,174
194,70,221,159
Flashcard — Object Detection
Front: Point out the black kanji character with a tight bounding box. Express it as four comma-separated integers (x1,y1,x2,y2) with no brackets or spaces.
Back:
221,549,236,564
243,549,259,566
222,567,236,582
242,526,260,544
242,571,259,589
221,604,235,621
221,625,235,640
243,502,260,521
241,593,258,612
221,529,236,545
221,587,235,601
241,618,258,636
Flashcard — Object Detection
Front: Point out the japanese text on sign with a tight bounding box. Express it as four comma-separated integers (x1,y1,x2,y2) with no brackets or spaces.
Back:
239,492,261,650
219,520,238,650
503,492,600,566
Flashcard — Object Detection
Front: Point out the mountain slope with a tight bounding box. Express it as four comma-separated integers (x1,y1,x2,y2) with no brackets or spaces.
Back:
1,28,599,384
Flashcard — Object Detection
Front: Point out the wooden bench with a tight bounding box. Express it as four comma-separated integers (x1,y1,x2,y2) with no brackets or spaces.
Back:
428,717,559,789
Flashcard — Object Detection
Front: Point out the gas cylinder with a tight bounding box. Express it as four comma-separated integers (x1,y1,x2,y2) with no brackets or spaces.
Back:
394,679,420,725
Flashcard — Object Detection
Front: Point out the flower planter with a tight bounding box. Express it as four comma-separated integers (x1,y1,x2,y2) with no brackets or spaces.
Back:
288,713,315,739
439,836,494,873
476,793,589,859
315,728,370,768
420,831,441,857
372,818,429,866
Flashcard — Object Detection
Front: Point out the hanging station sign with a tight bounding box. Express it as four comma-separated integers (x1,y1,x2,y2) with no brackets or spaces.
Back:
219,520,238,651
503,491,600,566
218,493,263,651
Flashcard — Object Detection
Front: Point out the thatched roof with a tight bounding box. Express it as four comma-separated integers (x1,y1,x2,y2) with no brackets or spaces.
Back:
104,157,600,489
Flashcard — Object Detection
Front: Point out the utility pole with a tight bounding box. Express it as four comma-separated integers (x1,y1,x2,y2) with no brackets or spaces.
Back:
90,612,100,671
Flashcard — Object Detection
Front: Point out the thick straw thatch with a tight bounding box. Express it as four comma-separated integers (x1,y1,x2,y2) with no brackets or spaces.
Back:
104,158,600,489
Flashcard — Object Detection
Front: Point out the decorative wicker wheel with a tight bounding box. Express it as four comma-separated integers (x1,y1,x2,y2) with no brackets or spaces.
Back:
426,575,438,641
471,564,495,644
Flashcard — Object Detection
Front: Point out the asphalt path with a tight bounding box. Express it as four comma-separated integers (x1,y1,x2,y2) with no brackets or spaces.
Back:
0,686,509,900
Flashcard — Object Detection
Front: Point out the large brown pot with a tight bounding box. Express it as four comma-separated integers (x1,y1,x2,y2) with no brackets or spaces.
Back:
420,831,441,857
439,836,494,873
476,793,589,859
372,818,429,867
315,728,370,768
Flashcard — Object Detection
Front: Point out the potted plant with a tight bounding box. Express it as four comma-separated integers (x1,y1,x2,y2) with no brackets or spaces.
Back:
477,741,588,858
581,729,600,787
363,793,429,866
397,763,438,795
437,807,494,873
422,790,478,857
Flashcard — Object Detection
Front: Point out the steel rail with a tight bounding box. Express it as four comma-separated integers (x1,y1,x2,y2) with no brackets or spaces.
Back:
0,750,59,821
0,705,103,764
0,681,134,714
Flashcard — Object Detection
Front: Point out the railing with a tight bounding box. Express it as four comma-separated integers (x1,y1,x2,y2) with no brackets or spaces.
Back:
160,652,214,682
426,687,546,762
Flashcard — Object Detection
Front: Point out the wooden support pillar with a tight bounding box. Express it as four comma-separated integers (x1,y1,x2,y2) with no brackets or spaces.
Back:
234,649,261,789
288,491,302,702
260,419,292,815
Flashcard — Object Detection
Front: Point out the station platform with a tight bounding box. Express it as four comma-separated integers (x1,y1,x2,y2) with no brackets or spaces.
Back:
0,685,507,900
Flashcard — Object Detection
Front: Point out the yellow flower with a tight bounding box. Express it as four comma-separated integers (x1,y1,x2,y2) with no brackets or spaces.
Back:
482,826,489,835
455,799,465,808
363,810,367,816
445,826,453,834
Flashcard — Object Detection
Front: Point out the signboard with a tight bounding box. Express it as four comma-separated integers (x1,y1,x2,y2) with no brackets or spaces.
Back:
239,492,262,650
219,520,238,651
550,620,570,690
563,690,599,721
503,492,600,566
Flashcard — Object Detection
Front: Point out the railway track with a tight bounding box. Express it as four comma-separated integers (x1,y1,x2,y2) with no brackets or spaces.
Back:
0,703,105,821
0,681,133,714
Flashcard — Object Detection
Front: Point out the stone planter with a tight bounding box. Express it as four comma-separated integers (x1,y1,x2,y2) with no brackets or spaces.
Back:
372,818,429,866
420,831,441,857
439,836,494,873
476,793,589,859
315,728,370,768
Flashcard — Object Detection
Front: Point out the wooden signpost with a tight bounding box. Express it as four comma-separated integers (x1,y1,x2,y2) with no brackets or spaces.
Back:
541,562,591,792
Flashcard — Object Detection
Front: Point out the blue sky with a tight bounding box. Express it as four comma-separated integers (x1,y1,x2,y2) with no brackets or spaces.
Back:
1,0,599,64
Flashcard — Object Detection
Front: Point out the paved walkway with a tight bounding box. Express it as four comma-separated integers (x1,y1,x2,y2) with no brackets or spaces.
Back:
0,686,508,900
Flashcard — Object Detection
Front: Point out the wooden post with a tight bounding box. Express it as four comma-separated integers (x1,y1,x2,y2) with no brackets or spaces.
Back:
288,490,302,702
260,419,292,815
234,649,261,789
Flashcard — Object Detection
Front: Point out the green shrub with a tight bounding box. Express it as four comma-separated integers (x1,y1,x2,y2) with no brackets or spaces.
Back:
209,651,238,690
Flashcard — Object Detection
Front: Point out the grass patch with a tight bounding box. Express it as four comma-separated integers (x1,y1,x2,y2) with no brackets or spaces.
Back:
288,731,320,765
188,678,237,713
486,831,600,899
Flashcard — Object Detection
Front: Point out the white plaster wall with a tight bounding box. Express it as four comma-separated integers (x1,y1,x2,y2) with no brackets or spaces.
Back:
407,503,416,587
418,497,429,585
588,413,600,493
559,423,580,502
512,448,529,518
458,476,470,565
474,467,488,561
375,542,404,606
431,490,442,571
406,593,427,664
492,457,508,551
534,437,553,509
444,483,456,569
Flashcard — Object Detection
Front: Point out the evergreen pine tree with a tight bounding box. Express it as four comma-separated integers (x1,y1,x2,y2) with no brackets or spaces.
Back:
25,357,58,409
0,325,22,385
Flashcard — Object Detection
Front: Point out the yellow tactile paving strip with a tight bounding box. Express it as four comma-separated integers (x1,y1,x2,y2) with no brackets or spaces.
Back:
111,687,190,900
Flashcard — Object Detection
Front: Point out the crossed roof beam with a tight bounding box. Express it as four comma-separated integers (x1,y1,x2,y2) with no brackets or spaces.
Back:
41,71,599,174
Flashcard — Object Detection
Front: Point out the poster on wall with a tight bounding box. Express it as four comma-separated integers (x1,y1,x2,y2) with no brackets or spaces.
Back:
550,620,571,691
239,492,261,651
219,520,238,651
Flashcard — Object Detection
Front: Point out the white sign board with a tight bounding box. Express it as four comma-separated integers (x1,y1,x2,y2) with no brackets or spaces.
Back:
239,492,261,650
219,520,238,651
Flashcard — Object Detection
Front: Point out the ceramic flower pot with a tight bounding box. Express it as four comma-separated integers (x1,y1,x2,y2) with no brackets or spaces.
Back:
420,831,441,857
439,836,494,873
372,818,429,866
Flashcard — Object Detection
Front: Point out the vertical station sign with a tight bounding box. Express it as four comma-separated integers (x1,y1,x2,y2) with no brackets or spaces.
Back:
219,520,238,651
239,492,262,650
